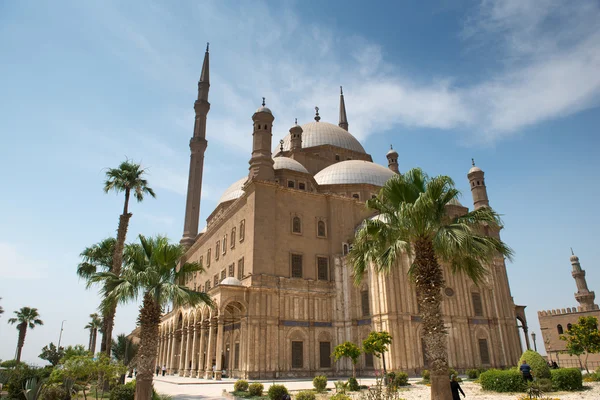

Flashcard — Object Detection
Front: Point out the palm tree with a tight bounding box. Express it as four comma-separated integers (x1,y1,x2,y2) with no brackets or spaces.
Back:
85,313,103,354
90,235,212,400
8,307,44,362
102,160,155,356
78,237,116,354
113,333,139,381
349,168,513,400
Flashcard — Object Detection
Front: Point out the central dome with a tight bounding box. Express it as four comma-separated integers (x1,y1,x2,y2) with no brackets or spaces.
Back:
314,160,395,186
276,122,366,153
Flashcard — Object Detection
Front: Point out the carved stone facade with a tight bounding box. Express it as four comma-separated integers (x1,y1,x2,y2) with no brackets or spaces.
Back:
152,48,525,379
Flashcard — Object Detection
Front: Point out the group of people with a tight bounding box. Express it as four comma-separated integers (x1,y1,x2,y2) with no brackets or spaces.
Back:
155,365,167,376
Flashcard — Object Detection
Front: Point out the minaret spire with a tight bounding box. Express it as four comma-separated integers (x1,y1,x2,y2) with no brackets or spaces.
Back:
181,44,211,248
339,86,348,131
570,251,597,311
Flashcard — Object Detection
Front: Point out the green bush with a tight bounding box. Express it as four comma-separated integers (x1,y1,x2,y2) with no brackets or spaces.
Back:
329,394,351,400
249,383,265,397
518,350,550,379
7,364,41,400
267,384,286,400
313,375,327,392
421,369,430,381
109,384,135,400
334,381,348,394
1,360,25,368
583,372,600,382
347,377,359,391
235,380,249,392
393,371,409,387
479,369,526,392
466,369,479,379
536,378,553,393
42,385,67,400
296,391,316,400
448,367,458,377
551,368,583,391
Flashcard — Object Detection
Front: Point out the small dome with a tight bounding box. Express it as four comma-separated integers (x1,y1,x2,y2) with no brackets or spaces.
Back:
220,277,242,286
447,198,463,207
469,166,482,174
314,160,395,186
386,147,398,157
218,177,247,205
273,157,309,174
570,255,579,262
276,121,365,153
255,106,272,114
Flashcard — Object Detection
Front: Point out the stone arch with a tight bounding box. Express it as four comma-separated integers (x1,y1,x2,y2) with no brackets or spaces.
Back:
474,326,493,366
317,330,333,342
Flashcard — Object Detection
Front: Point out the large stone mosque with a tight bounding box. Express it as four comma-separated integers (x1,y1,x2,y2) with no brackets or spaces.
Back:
153,46,527,379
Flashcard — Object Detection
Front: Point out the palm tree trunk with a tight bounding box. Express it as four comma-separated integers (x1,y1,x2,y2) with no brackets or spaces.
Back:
135,292,161,400
16,323,26,363
91,329,98,355
382,352,388,384
88,330,93,353
105,210,132,356
414,237,452,400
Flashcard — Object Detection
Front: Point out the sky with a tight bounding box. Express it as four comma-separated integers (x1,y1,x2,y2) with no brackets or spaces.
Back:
1,0,599,364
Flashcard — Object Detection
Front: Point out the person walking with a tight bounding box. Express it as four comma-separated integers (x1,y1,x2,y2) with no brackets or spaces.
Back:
162,365,166,376
520,360,533,381
450,375,466,400
156,365,160,376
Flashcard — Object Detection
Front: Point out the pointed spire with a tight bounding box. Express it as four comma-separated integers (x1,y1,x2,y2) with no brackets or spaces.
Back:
339,86,348,131
197,43,210,102
571,247,574,255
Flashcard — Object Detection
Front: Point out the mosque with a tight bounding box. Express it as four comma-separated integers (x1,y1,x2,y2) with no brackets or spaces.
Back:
153,46,527,379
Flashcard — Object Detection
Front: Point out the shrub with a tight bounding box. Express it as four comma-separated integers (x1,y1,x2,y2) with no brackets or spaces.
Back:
479,369,526,392
235,380,249,392
393,371,409,387
551,368,582,391
249,383,265,397
1,360,25,368
296,391,316,400
448,367,458,377
421,369,430,381
583,372,600,382
313,375,327,392
347,377,359,392
267,384,286,400
329,394,351,400
519,350,551,379
334,381,348,394
536,378,553,393
7,364,40,400
42,385,67,400
109,384,135,400
466,369,479,379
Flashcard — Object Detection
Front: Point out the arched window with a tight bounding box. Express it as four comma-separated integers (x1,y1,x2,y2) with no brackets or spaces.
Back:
215,241,220,260
222,234,227,255
361,290,370,317
231,227,236,248
567,323,572,331
342,243,349,255
317,220,326,237
557,324,563,335
471,292,483,317
207,249,211,266
239,220,245,242
352,193,360,200
292,216,302,233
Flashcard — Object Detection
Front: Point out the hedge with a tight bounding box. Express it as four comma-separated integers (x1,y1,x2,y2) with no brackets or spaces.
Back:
551,368,583,391
479,369,526,392
519,350,550,379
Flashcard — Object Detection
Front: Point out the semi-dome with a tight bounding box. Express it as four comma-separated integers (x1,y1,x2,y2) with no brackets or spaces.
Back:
220,277,243,286
273,157,309,174
218,177,247,204
277,121,366,153
314,160,395,186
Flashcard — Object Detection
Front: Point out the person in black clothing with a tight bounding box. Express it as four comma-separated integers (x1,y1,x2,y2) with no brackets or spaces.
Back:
552,361,559,369
520,360,533,381
450,375,466,400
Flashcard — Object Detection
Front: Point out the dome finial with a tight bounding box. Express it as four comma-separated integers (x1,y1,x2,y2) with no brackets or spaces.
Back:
280,139,284,152
295,118,298,125
314,106,321,122
571,247,575,256
262,97,266,107
472,158,476,167
390,144,393,150
340,86,343,95
206,42,209,52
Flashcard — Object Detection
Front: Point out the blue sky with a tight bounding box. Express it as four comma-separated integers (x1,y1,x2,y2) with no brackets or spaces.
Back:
1,0,599,364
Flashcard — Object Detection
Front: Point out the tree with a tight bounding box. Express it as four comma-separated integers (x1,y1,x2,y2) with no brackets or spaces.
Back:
112,334,139,383
85,314,103,355
89,235,212,400
102,160,155,356
363,331,392,379
39,342,65,366
349,169,513,400
560,316,600,373
8,307,44,362
62,345,90,362
332,341,362,378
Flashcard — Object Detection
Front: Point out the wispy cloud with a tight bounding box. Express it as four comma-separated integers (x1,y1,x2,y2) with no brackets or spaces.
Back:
0,242,48,280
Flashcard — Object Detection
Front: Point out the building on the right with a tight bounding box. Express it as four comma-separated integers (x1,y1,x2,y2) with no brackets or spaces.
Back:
538,250,600,368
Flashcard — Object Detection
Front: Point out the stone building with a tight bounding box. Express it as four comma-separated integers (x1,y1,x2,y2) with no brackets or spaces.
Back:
153,46,526,380
538,251,600,368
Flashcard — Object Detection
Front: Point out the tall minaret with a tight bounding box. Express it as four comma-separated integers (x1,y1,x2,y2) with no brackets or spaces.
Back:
570,249,597,311
248,98,275,181
386,145,399,174
181,44,210,248
467,159,490,209
339,86,348,131
290,118,303,151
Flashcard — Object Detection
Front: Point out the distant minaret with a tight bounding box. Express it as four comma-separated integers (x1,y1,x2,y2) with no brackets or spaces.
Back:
386,145,399,174
248,98,275,181
570,249,597,311
181,43,210,248
290,118,303,151
339,86,348,131
467,159,490,209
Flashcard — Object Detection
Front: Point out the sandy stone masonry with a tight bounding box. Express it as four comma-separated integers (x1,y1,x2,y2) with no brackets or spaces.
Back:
148,47,528,380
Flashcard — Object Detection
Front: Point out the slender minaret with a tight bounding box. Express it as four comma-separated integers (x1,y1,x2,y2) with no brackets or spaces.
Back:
339,86,348,131
248,98,275,181
181,44,211,248
467,159,489,209
570,249,596,311
386,145,399,174
290,118,303,151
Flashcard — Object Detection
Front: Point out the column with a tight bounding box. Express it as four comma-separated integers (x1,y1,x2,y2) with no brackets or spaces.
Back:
197,321,207,378
169,333,176,374
178,328,187,375
204,319,215,379
184,325,194,376
190,325,198,377
215,316,224,380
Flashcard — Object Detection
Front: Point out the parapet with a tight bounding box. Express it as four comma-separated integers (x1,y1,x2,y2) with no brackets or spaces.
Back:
538,304,600,316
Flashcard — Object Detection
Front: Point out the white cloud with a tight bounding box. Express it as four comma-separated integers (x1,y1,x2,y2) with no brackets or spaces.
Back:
0,242,47,280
